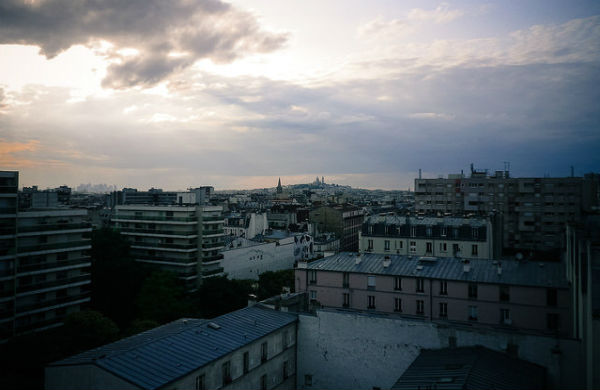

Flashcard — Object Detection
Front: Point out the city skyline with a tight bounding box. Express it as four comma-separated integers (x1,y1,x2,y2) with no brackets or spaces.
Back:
1,0,599,190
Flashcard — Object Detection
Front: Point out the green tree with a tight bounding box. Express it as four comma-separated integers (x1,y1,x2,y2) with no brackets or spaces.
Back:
192,276,253,318
90,227,149,327
257,270,294,300
62,310,120,350
136,271,191,323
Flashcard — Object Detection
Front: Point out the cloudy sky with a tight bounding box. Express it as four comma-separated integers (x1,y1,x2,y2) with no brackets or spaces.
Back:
0,0,599,190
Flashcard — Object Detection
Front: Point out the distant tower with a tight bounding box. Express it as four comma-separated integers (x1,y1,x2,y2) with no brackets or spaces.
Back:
322,176,325,185
315,176,320,185
277,178,283,194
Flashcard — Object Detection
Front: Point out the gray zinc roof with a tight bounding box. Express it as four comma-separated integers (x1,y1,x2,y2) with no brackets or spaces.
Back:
391,346,546,390
50,306,297,390
306,252,568,288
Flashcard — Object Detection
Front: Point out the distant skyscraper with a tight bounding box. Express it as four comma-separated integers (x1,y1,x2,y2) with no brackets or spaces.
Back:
277,178,283,194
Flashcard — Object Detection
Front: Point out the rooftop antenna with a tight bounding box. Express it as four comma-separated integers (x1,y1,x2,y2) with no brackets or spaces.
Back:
503,161,510,178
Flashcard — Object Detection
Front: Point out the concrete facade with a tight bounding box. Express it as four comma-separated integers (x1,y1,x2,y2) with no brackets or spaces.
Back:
111,205,225,289
224,212,269,240
0,189,92,342
414,173,599,257
309,205,364,252
296,309,583,390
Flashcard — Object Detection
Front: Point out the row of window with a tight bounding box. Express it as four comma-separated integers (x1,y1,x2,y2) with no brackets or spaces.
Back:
195,335,291,390
310,272,560,306
367,240,479,256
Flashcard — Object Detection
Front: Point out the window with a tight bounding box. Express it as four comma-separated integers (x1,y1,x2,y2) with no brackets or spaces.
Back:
367,239,373,250
440,243,447,252
283,330,289,348
398,241,403,249
440,281,448,295
243,351,249,374
368,295,376,309
409,241,417,253
367,275,376,290
411,227,416,237
261,374,267,390
547,288,557,306
471,245,478,257
441,227,447,237
547,313,559,330
416,278,424,293
343,272,349,288
222,361,231,385
195,374,205,390
468,283,478,298
310,290,317,300
384,240,390,251
439,302,447,317
499,286,510,301
394,297,402,312
283,360,289,379
426,242,433,253
394,276,402,291
468,305,478,321
261,341,268,363
453,243,460,255
309,270,317,284
305,375,313,387
501,309,510,324
343,293,349,307
472,228,479,239
416,300,424,315
426,227,432,236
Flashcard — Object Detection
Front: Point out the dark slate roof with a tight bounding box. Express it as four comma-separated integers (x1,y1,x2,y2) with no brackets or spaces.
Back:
391,346,546,390
49,306,297,390
306,252,568,288
365,215,488,227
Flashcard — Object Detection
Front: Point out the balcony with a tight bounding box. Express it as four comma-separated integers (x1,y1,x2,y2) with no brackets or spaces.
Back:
16,291,90,314
119,228,197,237
0,208,17,215
113,215,197,222
132,254,197,263
202,254,224,263
203,229,224,237
202,267,224,277
17,258,91,274
17,240,91,255
17,274,91,294
202,242,224,249
17,223,91,234
202,216,224,222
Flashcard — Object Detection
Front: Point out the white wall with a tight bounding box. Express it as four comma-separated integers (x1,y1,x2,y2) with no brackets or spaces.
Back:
297,309,584,390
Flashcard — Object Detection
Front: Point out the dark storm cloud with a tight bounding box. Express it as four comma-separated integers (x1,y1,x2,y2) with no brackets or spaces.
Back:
0,0,288,88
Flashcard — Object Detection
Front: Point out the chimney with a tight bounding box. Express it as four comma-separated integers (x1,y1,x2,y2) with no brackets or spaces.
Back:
463,260,471,273
248,294,257,307
383,255,391,268
497,263,502,276
355,253,362,265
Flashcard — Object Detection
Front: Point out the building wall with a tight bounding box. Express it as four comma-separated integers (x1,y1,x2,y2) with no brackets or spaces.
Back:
296,309,583,390
45,365,140,390
222,241,295,280
359,235,491,259
166,323,297,390
296,267,571,335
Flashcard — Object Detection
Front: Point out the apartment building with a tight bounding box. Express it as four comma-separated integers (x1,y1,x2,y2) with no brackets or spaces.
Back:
0,172,92,341
414,171,599,257
309,205,364,252
111,205,225,289
360,215,497,259
46,305,298,390
296,252,570,336
224,212,269,239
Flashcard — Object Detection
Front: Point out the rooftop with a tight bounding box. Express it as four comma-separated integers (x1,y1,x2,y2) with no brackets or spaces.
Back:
304,252,568,288
391,346,546,390
364,215,488,227
49,305,297,390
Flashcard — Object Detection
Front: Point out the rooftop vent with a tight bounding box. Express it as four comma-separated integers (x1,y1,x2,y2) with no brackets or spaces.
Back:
463,263,471,273
355,255,362,265
383,256,391,268
208,322,221,330
416,265,424,271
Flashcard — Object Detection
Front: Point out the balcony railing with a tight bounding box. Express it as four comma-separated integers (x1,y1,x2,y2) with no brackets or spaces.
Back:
202,267,224,276
0,208,17,214
202,254,224,262
119,227,197,236
133,254,197,263
17,274,91,293
113,215,197,222
17,240,91,254
17,223,91,234
16,291,90,314
131,243,197,251
17,258,91,273
202,242,224,249
202,216,224,222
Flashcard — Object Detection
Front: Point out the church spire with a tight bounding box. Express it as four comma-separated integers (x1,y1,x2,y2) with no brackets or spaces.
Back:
277,177,283,194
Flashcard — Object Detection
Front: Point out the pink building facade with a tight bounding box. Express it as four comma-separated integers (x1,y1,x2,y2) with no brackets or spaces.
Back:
295,253,571,336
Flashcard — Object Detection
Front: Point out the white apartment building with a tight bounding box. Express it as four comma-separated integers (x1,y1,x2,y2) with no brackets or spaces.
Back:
111,205,225,289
